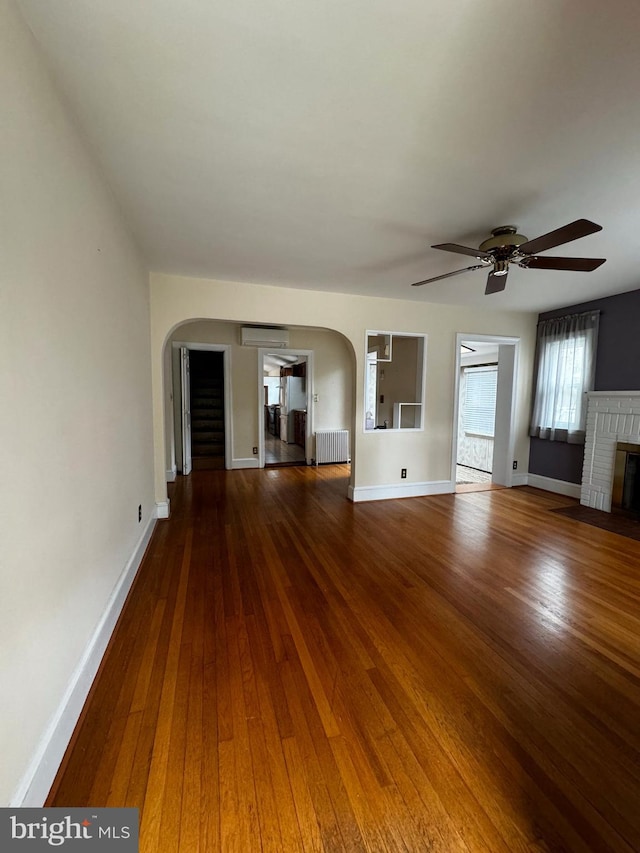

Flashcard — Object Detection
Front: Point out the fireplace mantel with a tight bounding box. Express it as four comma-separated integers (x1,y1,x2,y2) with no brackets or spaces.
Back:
585,390,640,397
581,391,640,511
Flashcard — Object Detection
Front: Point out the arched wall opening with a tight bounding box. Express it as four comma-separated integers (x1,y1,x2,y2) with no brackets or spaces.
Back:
159,318,357,502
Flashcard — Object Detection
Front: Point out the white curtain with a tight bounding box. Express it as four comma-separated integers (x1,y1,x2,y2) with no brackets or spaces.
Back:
530,311,599,444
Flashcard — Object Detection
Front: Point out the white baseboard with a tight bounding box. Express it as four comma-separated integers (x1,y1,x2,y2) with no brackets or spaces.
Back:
155,500,170,519
511,473,530,487
349,479,454,503
232,457,259,469
11,515,156,807
526,473,581,499
166,466,177,483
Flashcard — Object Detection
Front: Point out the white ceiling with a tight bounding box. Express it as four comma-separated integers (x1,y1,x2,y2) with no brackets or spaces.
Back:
17,0,640,312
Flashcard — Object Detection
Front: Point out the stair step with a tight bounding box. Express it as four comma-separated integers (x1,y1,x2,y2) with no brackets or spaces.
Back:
192,410,224,419
192,385,223,394
192,419,224,429
191,405,224,415
191,396,223,406
191,409,223,418
191,380,223,388
193,443,225,455
192,430,224,441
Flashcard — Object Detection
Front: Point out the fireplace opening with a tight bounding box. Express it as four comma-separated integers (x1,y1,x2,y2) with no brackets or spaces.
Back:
612,443,640,513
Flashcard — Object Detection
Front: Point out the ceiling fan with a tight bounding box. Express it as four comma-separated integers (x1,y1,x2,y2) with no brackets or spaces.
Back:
411,219,605,295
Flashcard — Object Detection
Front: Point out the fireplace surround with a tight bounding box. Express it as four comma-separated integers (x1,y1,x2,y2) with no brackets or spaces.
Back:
581,392,640,512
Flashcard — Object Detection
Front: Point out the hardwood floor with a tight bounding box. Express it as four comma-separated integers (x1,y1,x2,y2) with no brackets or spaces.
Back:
48,468,640,852
264,430,306,466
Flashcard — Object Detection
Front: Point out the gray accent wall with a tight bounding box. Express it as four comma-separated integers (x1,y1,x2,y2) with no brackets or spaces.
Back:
529,287,640,483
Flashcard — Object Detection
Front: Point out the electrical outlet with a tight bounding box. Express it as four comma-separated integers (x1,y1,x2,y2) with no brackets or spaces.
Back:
380,394,384,404
401,468,407,479
253,446,258,455
513,460,518,470
138,504,142,522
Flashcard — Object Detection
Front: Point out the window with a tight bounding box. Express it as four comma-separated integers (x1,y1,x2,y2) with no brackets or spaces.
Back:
463,366,497,437
530,311,599,444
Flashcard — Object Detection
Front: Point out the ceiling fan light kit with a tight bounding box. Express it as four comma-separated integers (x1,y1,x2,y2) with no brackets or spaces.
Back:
412,219,605,295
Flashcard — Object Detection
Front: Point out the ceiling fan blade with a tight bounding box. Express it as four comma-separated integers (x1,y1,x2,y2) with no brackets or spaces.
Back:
411,264,486,287
432,242,492,260
485,270,508,295
522,256,606,272
518,219,602,255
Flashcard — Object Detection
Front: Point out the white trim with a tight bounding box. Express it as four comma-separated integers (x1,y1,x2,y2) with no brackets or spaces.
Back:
511,473,530,488
156,500,170,519
527,474,581,498
11,517,156,807
232,457,260,469
166,466,177,483
349,479,454,503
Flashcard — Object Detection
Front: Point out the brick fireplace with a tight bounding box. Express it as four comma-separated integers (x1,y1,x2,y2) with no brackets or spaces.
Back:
581,392,640,511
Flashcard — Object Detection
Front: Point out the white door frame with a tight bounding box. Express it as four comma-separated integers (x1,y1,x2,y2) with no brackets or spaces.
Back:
172,341,233,471
180,347,192,476
258,348,314,468
452,333,520,487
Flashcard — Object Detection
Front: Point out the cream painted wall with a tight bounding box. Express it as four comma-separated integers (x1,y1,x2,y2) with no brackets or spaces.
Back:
287,328,353,435
0,0,154,804
150,273,537,502
169,320,353,466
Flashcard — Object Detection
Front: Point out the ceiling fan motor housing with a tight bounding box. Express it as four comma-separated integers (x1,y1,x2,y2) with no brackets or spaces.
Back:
478,225,528,254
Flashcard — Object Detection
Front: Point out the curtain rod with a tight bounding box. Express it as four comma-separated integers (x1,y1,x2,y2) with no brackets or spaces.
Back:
537,309,601,324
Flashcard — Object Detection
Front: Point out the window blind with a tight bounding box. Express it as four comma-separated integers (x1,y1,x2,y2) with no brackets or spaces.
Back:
463,366,497,437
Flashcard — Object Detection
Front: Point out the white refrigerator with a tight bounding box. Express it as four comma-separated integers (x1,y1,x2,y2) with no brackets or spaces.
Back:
279,376,306,442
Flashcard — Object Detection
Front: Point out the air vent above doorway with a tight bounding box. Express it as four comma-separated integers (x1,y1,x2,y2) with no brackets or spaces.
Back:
240,326,289,348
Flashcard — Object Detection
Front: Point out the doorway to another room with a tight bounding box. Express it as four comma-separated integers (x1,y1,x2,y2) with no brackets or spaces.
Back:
172,342,232,476
188,349,226,470
453,335,519,494
263,352,308,467
456,341,497,491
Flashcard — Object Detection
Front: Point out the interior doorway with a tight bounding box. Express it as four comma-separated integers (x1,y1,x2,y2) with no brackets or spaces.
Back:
188,349,225,470
260,349,313,468
452,334,519,493
172,342,232,474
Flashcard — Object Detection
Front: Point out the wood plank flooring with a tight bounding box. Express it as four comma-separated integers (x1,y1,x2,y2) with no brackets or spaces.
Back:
48,467,640,852
264,431,306,466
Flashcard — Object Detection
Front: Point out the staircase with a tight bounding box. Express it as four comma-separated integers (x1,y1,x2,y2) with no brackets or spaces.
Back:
189,350,225,470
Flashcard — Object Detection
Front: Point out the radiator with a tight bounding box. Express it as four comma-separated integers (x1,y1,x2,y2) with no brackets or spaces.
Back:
315,430,350,464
